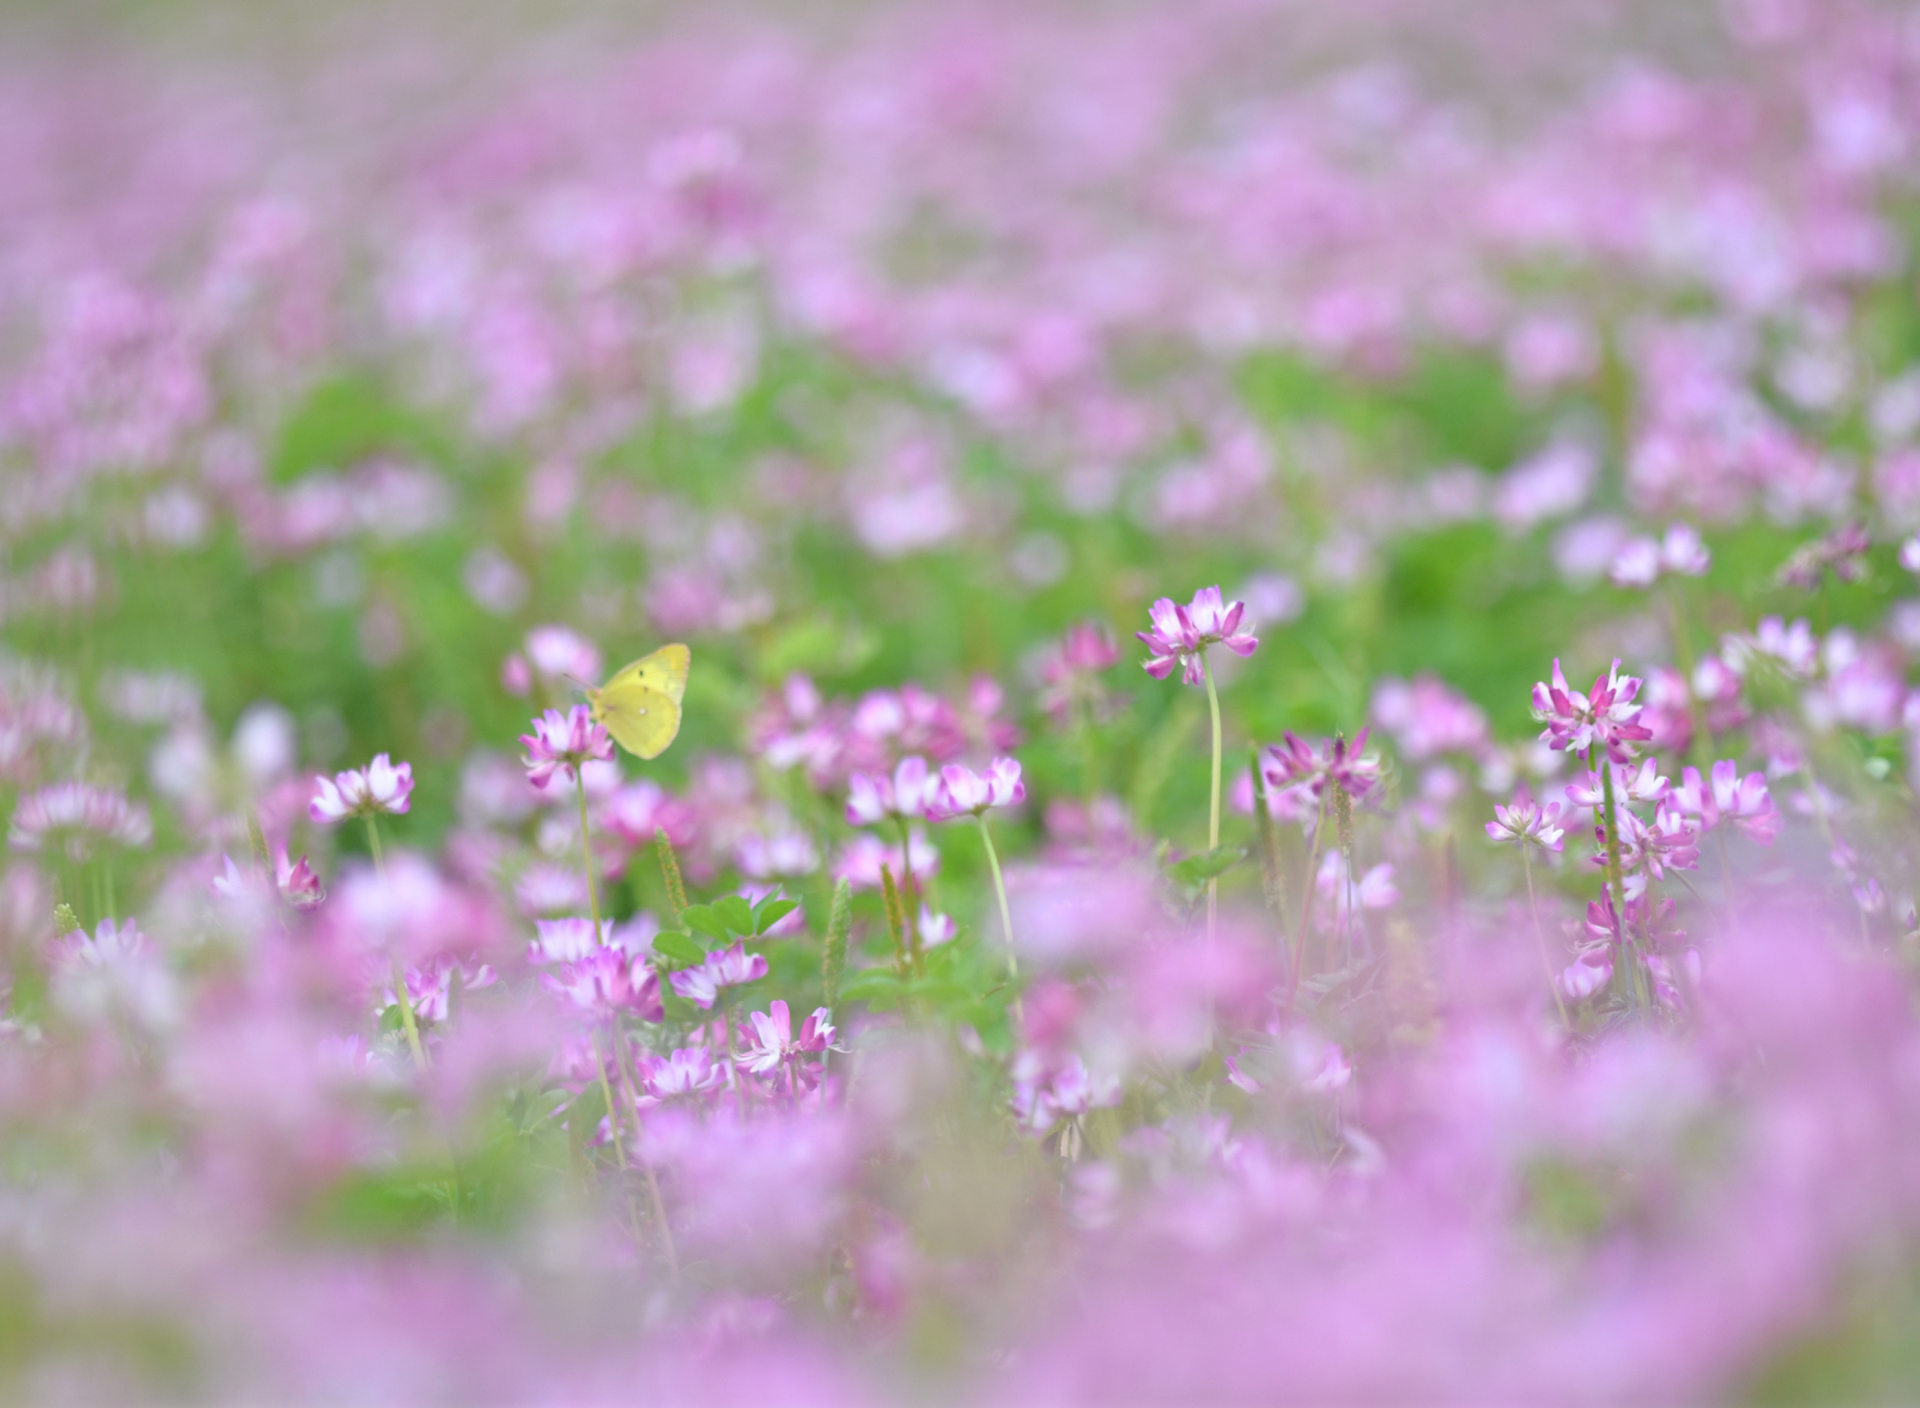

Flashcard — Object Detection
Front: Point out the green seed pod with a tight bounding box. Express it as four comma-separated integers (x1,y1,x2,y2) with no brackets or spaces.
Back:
821,878,852,1009
654,828,688,921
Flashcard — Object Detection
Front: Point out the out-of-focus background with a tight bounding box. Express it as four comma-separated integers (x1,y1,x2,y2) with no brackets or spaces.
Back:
4,0,1920,1401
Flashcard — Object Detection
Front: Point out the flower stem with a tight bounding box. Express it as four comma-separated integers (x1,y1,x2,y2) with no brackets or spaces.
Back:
1522,846,1570,1028
577,779,601,933
1595,759,1644,1013
592,1034,629,1171
1290,790,1330,1007
895,817,924,976
367,814,428,1070
1201,652,1223,944
644,1163,680,1283
977,816,1022,1024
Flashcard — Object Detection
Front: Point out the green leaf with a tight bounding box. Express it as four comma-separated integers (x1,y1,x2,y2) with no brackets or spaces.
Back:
1169,846,1247,888
752,898,799,934
838,967,907,1009
680,905,728,942
713,895,754,935
649,931,707,970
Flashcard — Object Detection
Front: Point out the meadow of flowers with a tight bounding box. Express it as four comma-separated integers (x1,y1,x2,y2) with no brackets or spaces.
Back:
6,0,1920,1401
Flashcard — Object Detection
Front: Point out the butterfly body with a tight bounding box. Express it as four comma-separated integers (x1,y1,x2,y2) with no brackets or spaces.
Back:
586,643,690,759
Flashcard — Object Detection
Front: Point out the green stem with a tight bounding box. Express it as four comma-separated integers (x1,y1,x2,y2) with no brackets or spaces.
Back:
977,817,1021,1020
1522,846,1570,1028
1202,653,1223,944
577,778,602,933
1595,758,1644,1013
366,814,428,1070
592,1034,629,1171
895,816,923,975
1291,790,1331,1005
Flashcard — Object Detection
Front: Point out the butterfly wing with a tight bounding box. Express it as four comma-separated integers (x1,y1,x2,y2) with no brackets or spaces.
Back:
588,644,691,759
593,683,681,759
602,643,690,706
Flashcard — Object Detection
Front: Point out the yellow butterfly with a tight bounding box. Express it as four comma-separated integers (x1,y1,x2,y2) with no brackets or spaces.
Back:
585,643,691,760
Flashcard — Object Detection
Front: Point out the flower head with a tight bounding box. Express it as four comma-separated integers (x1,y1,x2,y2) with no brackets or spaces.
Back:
1531,659,1652,763
1484,793,1565,852
1137,586,1258,685
1039,622,1122,725
833,831,940,890
519,706,614,790
1609,523,1710,588
736,998,841,1075
1264,730,1381,802
925,758,1026,821
668,941,769,1009
275,846,324,911
540,946,663,1021
1564,758,1670,813
634,1046,727,1106
309,754,414,824
502,625,603,698
9,782,152,858
845,756,932,827
1669,760,1779,845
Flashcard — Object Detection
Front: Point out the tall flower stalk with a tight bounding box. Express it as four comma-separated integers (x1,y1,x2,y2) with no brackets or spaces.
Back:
309,755,427,1068
927,759,1026,988
1138,586,1259,942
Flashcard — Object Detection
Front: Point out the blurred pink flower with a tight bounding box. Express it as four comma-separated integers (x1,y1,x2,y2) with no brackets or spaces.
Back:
1485,793,1565,852
9,781,152,857
1669,761,1779,844
309,754,413,824
1264,730,1381,802
833,831,940,890
925,759,1026,821
844,756,931,826
668,941,768,1009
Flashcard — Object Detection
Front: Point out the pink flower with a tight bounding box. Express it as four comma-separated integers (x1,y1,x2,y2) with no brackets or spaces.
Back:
528,916,610,965
1039,622,1122,725
275,845,324,910
668,941,769,1009
1264,730,1381,802
1606,803,1701,898
502,625,603,698
918,907,958,948
1564,758,1670,813
1669,760,1779,845
925,758,1026,821
1485,794,1565,852
1137,586,1258,685
1723,617,1818,679
1608,522,1710,587
519,705,613,789
1314,854,1399,922
735,999,840,1075
540,946,663,1021
1010,1051,1121,1134
845,756,931,826
1558,947,1613,1002
1370,676,1489,760
309,754,414,824
735,828,819,879
1531,659,1652,763
634,1046,727,1106
9,782,152,857
834,832,940,890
